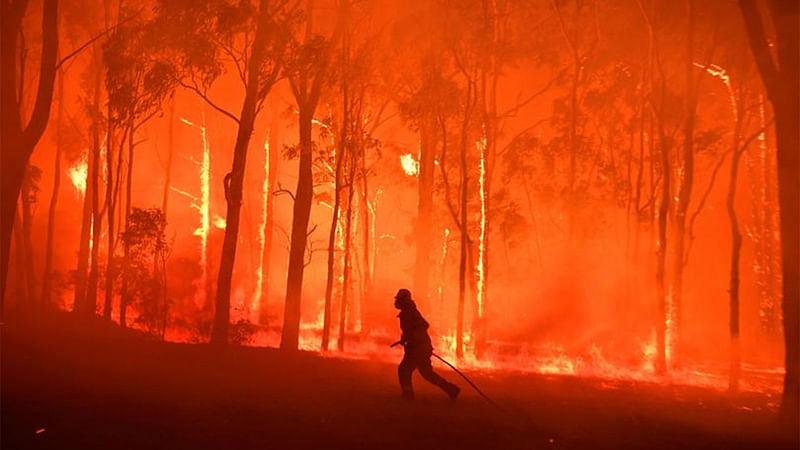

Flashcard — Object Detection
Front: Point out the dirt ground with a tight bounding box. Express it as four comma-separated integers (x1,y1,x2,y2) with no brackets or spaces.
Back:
2,313,797,449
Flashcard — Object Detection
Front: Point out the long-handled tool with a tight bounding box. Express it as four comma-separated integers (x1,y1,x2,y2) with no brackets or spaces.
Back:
391,342,502,410
431,352,503,410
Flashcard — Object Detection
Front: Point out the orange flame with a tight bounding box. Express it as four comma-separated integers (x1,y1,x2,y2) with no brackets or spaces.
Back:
67,151,88,197
400,153,419,176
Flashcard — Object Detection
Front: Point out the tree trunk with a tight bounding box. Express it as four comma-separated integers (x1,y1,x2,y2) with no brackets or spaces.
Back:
456,89,471,359
86,51,104,316
20,166,38,308
281,103,315,350
338,160,356,351
654,85,670,374
726,135,744,393
359,147,371,332
41,69,64,310
13,210,28,307
210,0,276,345
773,91,799,425
0,0,59,309
322,126,344,351
120,119,135,328
258,103,280,324
163,99,174,217
738,0,799,425
73,149,94,313
282,0,342,349
103,115,115,319
414,122,435,304
210,110,256,343
672,0,697,362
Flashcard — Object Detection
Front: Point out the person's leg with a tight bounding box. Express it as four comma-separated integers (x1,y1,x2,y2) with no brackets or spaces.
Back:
398,353,416,400
417,354,460,399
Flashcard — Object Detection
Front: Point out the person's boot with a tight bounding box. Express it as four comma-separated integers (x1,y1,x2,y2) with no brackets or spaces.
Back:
444,383,460,401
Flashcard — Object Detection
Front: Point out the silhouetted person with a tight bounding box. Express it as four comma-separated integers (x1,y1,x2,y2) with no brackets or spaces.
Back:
392,288,460,401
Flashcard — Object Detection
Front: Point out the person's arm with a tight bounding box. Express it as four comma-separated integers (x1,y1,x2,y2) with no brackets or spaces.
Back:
391,333,406,348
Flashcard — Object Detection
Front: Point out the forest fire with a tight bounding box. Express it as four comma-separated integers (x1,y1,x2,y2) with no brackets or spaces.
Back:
399,153,419,177
66,153,88,197
1,0,797,448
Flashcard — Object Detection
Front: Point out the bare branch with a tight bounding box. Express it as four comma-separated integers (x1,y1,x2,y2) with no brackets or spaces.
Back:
55,13,140,71
176,79,240,125
274,187,296,201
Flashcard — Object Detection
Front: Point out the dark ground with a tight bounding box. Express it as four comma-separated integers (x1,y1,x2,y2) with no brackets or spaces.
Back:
2,312,798,450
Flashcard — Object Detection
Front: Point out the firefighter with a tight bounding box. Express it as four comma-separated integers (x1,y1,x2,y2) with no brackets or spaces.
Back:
392,288,460,401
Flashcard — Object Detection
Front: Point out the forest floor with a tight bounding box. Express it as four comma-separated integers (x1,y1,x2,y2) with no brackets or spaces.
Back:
2,312,797,450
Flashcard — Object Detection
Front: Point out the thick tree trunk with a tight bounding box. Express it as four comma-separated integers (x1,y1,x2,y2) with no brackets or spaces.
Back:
0,0,59,308
738,0,799,425
281,109,315,350
774,93,799,425
209,93,257,344
210,0,275,344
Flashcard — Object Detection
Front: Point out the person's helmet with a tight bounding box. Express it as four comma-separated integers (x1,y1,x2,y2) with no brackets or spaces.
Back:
394,288,412,309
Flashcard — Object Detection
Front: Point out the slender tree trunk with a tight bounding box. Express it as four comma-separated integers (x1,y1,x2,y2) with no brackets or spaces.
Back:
672,0,696,362
120,119,134,328
322,129,344,351
41,70,64,309
726,104,744,392
456,82,472,359
338,159,356,351
20,166,38,308
74,149,94,313
103,116,115,319
156,99,175,325
552,0,580,242
162,100,174,216
359,147,371,331
258,103,280,324
654,86,670,374
414,122,435,304
13,211,27,306
86,52,104,316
